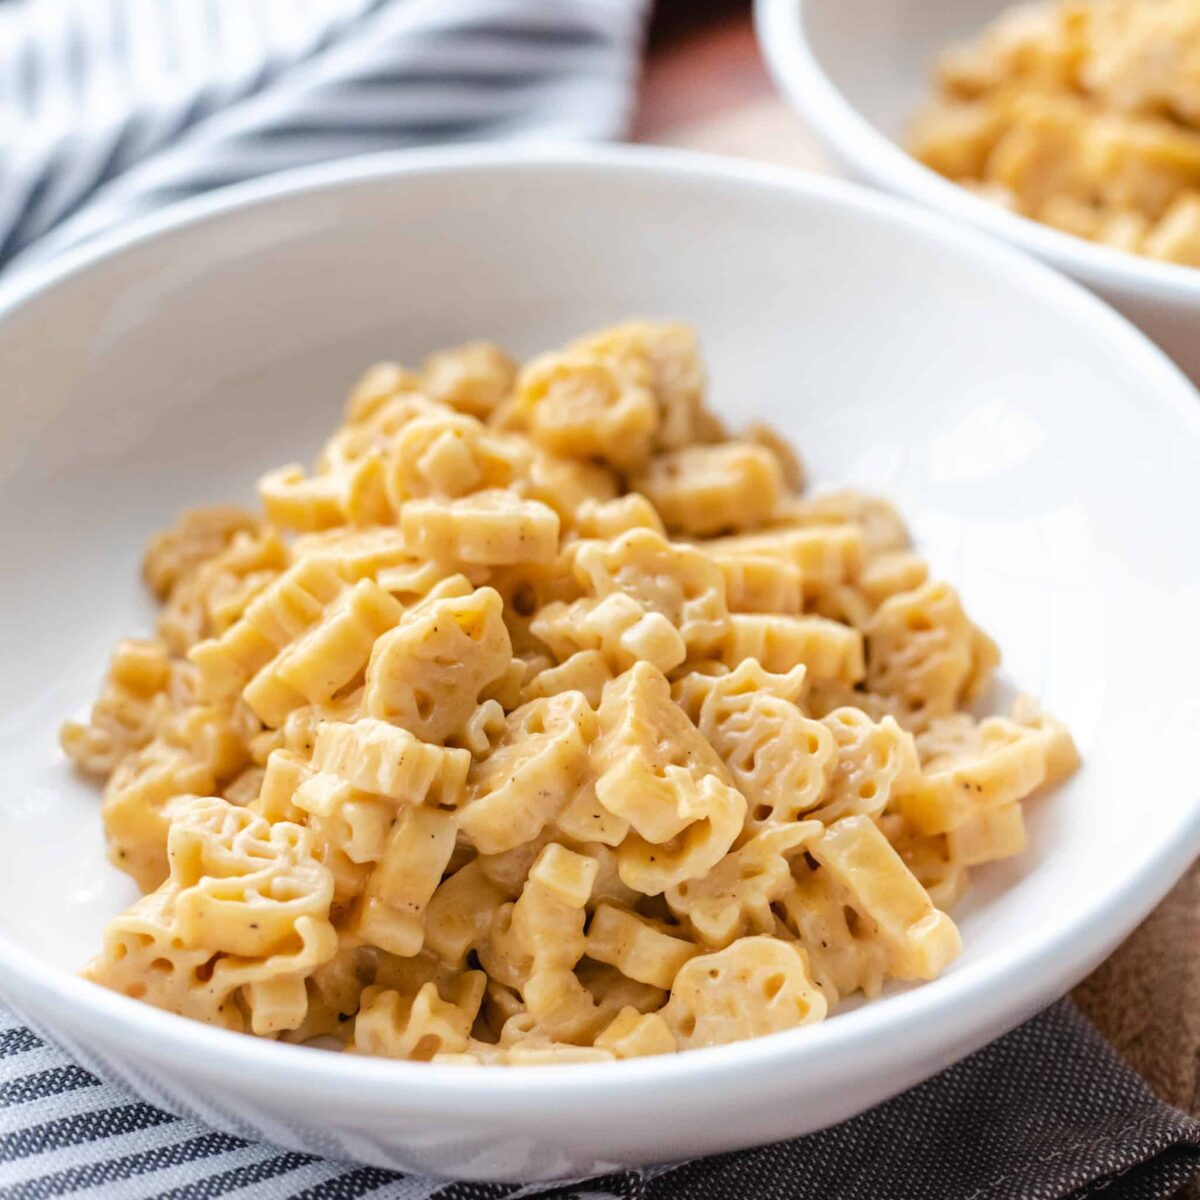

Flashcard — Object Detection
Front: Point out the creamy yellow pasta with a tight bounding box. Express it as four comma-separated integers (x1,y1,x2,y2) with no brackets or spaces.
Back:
65,320,1078,1064
910,0,1200,267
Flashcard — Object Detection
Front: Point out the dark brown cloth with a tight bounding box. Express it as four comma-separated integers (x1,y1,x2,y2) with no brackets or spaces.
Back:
523,1003,1200,1200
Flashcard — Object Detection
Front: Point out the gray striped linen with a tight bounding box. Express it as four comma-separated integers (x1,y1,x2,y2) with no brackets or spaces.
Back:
1,2,1199,1196
3,1002,1199,1198
0,0,647,271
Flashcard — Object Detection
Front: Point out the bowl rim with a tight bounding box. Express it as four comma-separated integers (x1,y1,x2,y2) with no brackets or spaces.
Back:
1,141,1198,1119
754,0,1200,306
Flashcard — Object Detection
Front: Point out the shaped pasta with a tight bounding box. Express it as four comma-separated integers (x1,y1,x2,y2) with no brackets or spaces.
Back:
68,319,1077,1063
662,937,827,1050
363,585,512,744
85,796,337,1035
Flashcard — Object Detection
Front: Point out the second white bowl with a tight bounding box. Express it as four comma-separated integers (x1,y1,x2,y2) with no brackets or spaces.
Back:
756,0,1200,382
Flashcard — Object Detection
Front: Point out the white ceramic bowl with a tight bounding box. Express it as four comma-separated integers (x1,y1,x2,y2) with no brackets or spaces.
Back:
1,145,1198,1182
756,0,1200,382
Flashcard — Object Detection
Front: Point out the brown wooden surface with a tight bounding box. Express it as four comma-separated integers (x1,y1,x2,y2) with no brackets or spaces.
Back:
634,0,1200,1131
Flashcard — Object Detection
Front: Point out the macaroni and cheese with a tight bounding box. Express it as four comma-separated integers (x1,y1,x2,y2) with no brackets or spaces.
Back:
910,0,1200,266
64,321,1078,1064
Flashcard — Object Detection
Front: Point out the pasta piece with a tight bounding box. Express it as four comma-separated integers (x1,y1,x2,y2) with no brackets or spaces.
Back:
632,442,785,536
592,664,745,893
518,452,620,524
498,844,605,1044
701,525,864,597
661,937,827,1049
363,586,512,744
744,421,805,492
259,456,390,532
310,718,469,809
523,649,613,708
777,856,891,1002
189,559,346,705
880,813,970,912
553,780,630,848
243,579,403,727
401,490,560,566
947,804,1028,867
291,527,413,580
901,715,1048,835
773,489,910,555
159,702,253,784
353,974,487,1061
568,320,711,451
594,1008,677,1058
343,361,419,423
685,660,836,835
61,640,172,778
584,903,699,989
857,551,930,609
573,528,730,657
424,859,513,967
533,593,687,676
351,805,458,957
722,613,865,683
421,341,516,419
85,796,337,1035
101,740,216,891
807,707,919,825
509,350,658,470
1010,694,1081,787
666,822,821,948
808,815,962,983
386,411,523,505
253,749,308,823
143,506,262,601
459,691,597,854
714,553,803,615
158,525,288,656
569,494,665,540
864,580,998,726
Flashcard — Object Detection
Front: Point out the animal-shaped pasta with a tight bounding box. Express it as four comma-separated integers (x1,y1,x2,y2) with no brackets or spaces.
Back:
632,441,786,536
459,691,597,854
84,796,337,1035
67,320,1077,1063
592,664,746,893
661,937,827,1050
510,351,658,470
363,586,512,744
573,528,730,656
865,580,999,727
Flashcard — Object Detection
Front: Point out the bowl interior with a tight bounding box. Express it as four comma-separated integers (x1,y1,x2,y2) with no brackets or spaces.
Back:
0,153,1197,1029
800,0,1020,143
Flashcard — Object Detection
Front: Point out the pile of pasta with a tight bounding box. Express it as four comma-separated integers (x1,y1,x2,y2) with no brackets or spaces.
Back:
910,0,1200,266
63,320,1078,1064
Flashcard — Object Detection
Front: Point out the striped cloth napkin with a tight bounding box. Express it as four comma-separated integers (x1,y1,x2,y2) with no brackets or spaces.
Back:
0,0,646,271
3,1000,1198,1198
1,2,1198,1197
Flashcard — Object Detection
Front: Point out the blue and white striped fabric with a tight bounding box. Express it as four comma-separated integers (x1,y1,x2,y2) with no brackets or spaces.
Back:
0,0,648,272
0,1016,651,1199
4,1002,1200,1199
